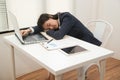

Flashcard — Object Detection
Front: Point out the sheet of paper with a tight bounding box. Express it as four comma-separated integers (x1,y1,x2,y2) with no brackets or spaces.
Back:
42,39,77,50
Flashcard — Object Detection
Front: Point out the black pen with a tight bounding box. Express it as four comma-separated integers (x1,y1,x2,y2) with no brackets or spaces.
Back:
47,39,53,44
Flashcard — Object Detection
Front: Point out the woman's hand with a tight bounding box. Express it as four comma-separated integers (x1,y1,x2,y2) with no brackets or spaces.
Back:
20,29,32,36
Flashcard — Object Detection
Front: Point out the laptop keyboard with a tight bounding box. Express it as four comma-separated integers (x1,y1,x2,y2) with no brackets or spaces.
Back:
23,36,37,42
23,33,47,42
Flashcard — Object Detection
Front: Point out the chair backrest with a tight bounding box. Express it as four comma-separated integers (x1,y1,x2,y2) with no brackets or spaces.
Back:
86,19,113,47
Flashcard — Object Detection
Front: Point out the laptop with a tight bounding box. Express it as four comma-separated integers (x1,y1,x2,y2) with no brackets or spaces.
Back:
14,26,48,44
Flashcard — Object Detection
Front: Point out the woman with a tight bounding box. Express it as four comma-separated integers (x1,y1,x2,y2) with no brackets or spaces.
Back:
21,12,102,46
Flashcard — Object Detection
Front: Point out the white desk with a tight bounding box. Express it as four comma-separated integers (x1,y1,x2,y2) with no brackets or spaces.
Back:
4,34,113,80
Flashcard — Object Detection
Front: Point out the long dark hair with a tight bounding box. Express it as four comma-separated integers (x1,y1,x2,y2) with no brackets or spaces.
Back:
37,13,59,30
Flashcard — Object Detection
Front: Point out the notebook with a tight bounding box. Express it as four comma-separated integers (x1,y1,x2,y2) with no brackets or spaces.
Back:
14,25,48,44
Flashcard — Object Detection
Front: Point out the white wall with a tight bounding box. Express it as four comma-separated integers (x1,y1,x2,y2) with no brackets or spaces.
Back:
6,0,44,29
45,0,75,14
75,0,97,24
75,0,120,59
98,0,120,59
6,0,75,28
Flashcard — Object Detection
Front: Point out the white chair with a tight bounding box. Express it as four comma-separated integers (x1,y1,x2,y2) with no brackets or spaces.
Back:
86,19,113,47
77,19,113,80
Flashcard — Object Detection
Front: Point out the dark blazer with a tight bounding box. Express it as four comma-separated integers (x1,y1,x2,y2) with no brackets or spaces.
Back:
33,12,102,46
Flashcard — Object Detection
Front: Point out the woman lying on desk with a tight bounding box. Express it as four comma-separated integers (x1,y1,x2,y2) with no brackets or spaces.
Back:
21,12,101,48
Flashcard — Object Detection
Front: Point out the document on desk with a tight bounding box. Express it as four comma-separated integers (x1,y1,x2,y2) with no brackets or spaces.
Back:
42,39,77,50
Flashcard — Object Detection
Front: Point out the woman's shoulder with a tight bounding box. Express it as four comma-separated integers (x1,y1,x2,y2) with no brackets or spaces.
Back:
59,12,75,19
60,12,72,16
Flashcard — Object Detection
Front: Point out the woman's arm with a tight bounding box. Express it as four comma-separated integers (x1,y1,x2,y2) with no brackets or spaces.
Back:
32,26,43,34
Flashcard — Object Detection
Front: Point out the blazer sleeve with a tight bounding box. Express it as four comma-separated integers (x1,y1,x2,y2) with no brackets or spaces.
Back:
32,26,43,34
46,13,75,39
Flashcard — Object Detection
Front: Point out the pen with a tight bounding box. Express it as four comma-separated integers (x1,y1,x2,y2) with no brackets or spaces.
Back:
47,39,53,44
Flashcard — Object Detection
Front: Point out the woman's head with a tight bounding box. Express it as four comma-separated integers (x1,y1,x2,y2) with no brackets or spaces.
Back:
37,13,59,31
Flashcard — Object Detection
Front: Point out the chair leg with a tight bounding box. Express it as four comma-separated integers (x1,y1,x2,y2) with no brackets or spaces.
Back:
77,67,83,80
55,75,62,80
77,67,86,80
94,60,106,80
47,72,55,80
99,59,106,80
77,60,106,80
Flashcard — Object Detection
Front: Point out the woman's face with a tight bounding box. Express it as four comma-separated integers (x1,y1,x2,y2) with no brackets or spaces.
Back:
43,18,59,31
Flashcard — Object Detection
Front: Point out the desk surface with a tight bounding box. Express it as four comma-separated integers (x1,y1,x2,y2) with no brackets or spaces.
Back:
4,34,113,76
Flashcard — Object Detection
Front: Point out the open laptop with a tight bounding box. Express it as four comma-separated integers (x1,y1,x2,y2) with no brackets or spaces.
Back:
14,26,48,44
8,11,48,44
